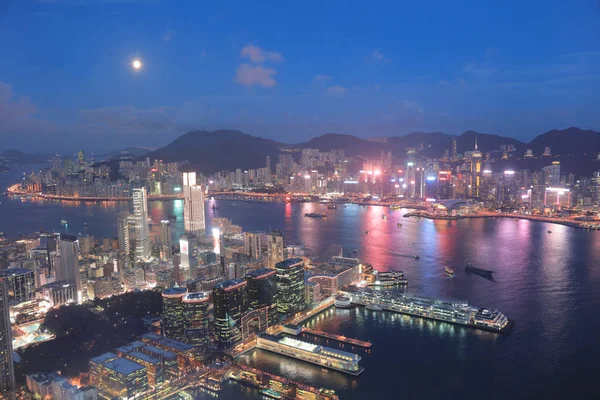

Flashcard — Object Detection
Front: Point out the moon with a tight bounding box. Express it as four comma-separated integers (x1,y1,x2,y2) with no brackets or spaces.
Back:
132,59,142,70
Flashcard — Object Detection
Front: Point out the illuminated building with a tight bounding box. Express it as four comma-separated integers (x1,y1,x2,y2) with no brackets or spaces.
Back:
244,232,262,260
137,345,178,379
275,258,306,316
161,287,187,341
90,352,148,400
41,281,77,307
256,334,363,375
51,377,97,400
55,234,82,302
159,220,172,260
132,188,151,260
140,333,198,373
245,268,278,326
544,187,571,208
0,268,36,303
122,351,163,388
213,279,248,348
543,161,561,187
179,233,198,280
0,279,15,395
470,137,482,197
182,292,210,348
117,216,130,255
183,172,206,233
266,231,285,268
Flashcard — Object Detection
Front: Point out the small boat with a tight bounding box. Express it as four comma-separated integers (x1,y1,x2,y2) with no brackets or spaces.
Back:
366,304,383,311
83,222,88,227
365,230,369,235
261,389,283,399
305,212,327,218
465,263,494,276
445,267,455,275
328,204,337,209
60,219,68,225
390,204,402,210
344,205,347,208
414,255,420,260
397,223,402,227
382,214,387,219
547,230,552,233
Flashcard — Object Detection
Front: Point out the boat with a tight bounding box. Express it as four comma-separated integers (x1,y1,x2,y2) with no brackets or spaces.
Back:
168,215,177,221
261,389,283,399
60,219,68,225
365,230,369,235
328,204,338,209
445,267,455,275
366,304,383,311
547,230,552,233
382,214,387,219
413,255,420,260
390,204,402,210
397,223,402,227
465,263,494,276
334,295,353,309
305,212,327,218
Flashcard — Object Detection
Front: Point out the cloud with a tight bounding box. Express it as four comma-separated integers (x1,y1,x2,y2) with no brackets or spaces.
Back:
366,49,388,63
240,44,283,63
0,81,51,134
162,27,175,42
381,100,424,125
234,64,277,88
314,75,330,82
327,85,346,94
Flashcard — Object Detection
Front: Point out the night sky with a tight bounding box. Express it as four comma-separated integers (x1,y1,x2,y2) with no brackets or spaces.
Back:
1,1,599,154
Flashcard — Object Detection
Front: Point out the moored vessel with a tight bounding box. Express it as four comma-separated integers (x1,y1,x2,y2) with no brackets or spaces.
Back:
445,267,455,275
334,295,353,308
305,212,327,218
465,263,494,276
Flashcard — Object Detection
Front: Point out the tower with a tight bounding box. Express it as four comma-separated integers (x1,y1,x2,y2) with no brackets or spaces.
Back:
159,220,172,260
55,233,82,302
213,279,248,348
117,216,130,255
0,279,15,395
161,286,187,341
179,233,198,281
266,231,285,269
132,188,150,260
244,232,262,260
182,292,210,348
183,172,206,233
275,258,305,316
246,268,278,326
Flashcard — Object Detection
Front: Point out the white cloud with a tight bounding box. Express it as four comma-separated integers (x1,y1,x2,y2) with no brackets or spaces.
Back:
366,49,388,63
327,85,346,94
234,64,277,88
240,44,283,63
314,75,330,82
0,81,50,133
162,27,175,42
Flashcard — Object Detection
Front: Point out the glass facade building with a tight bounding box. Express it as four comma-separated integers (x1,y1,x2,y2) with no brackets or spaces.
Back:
275,258,306,316
245,268,278,326
213,279,248,348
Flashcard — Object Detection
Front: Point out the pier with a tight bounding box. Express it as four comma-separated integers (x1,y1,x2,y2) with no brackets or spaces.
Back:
301,328,372,349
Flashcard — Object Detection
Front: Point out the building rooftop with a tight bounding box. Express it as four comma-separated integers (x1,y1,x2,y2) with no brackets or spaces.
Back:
0,267,33,276
104,357,146,375
215,278,246,291
159,337,195,352
141,345,177,360
275,257,304,269
90,352,118,365
127,351,161,365
183,291,210,303
59,233,77,242
246,268,276,279
115,341,145,354
140,332,164,343
162,286,188,297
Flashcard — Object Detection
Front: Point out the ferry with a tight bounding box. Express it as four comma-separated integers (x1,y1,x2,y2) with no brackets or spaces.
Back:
334,295,353,309
382,214,388,219
60,219,68,225
397,223,402,227
328,203,337,209
445,267,455,276
261,389,283,399
305,212,327,218
465,263,494,277
547,230,552,233
414,255,420,260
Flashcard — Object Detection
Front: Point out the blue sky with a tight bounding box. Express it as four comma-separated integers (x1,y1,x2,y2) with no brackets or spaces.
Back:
1,0,599,153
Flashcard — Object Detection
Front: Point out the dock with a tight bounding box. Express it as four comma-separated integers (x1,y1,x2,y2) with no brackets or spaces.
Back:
301,328,372,349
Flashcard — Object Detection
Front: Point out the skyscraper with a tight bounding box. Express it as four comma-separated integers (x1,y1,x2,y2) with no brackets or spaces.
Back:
244,232,262,260
275,258,305,316
117,216,130,255
213,279,248,348
179,233,198,281
183,172,205,233
132,188,151,260
159,220,172,260
161,287,187,341
266,231,285,269
55,233,82,302
245,268,278,326
182,292,210,348
0,279,15,395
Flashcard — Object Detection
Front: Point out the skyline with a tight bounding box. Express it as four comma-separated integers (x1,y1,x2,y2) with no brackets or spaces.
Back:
1,1,600,153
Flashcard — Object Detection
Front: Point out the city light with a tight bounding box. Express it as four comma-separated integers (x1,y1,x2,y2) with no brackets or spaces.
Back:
504,170,515,175
426,176,436,182
407,162,414,167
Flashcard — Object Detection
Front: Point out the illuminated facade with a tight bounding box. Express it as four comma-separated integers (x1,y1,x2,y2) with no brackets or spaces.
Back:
161,287,187,341
132,187,151,260
244,232,262,260
183,172,206,233
266,231,285,268
159,220,172,260
275,258,305,316
90,352,148,400
245,268,278,326
0,280,15,395
179,233,198,281
55,233,82,302
182,292,210,348
213,279,248,348
117,216,130,255
0,268,36,303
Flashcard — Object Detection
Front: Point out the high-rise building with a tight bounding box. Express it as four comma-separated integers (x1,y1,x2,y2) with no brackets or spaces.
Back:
159,220,172,260
213,279,248,348
0,268,36,303
132,188,151,260
275,258,306,316
0,280,15,395
542,161,561,188
245,268,278,326
161,287,187,341
266,231,285,269
182,292,210,348
179,233,198,281
55,233,82,302
117,216,130,255
183,172,205,233
244,232,262,260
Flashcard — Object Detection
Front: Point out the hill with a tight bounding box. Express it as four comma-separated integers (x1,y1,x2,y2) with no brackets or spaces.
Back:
0,150,54,164
143,130,281,174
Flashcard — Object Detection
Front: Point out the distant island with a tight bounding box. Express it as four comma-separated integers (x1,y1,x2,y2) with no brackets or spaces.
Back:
0,165,11,173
